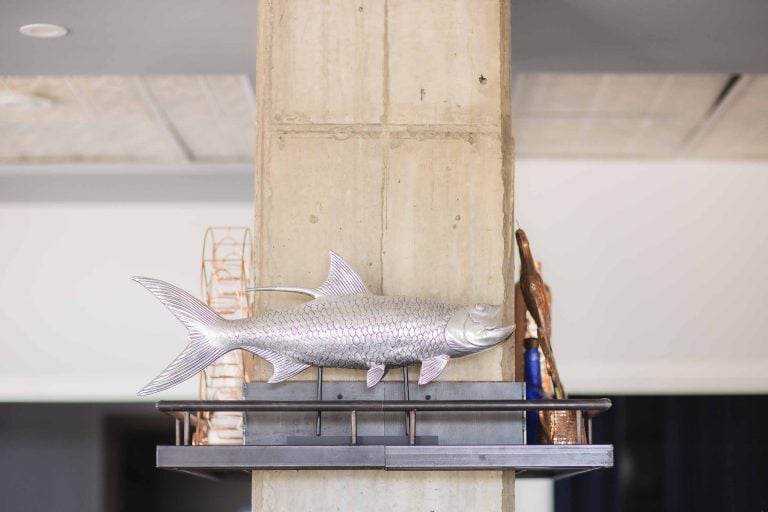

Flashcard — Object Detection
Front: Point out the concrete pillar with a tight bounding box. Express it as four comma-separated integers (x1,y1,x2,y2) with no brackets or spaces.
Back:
252,1,514,510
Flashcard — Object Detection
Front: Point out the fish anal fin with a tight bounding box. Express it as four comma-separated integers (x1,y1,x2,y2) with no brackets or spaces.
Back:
418,354,450,385
243,347,310,383
366,364,387,388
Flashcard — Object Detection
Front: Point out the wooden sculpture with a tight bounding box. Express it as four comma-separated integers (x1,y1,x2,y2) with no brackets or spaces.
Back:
516,228,565,399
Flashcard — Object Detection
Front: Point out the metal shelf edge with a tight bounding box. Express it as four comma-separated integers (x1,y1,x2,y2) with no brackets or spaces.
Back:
157,444,613,475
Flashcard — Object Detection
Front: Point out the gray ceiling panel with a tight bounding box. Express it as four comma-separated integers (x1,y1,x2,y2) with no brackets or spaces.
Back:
2,0,768,76
0,0,257,77
511,0,768,73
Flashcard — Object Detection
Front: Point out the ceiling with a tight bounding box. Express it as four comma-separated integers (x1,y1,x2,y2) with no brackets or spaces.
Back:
0,0,766,165
687,76,768,158
513,73,768,158
2,0,768,77
511,0,768,74
0,75,254,163
0,0,257,78
1,72,766,164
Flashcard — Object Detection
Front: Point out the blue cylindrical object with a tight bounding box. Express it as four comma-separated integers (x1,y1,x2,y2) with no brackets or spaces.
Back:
524,338,544,445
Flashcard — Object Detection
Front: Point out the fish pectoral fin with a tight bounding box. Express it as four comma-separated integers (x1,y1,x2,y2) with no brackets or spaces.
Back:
366,364,387,388
418,355,450,385
243,347,310,383
315,251,370,297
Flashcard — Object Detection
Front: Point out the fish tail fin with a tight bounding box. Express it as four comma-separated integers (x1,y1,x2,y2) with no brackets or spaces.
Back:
133,276,228,396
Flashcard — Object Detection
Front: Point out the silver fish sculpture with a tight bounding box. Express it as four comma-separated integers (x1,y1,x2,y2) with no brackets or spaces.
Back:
134,251,514,396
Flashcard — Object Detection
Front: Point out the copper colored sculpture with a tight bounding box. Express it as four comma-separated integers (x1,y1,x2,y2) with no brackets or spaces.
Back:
196,227,253,445
516,228,565,399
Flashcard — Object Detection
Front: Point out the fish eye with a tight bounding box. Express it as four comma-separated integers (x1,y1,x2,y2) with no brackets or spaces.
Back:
474,304,486,312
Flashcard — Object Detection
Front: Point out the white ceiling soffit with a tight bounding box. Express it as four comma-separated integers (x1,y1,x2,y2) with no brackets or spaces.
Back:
513,73,768,159
0,72,764,164
512,73,727,157
686,76,768,159
0,75,255,163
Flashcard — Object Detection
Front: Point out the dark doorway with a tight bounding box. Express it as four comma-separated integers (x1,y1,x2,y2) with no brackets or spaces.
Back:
556,395,768,512
103,408,251,512
0,403,250,512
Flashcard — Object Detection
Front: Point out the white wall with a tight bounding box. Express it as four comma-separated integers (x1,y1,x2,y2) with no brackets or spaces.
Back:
516,159,768,394
515,479,554,511
0,200,251,400
1,159,767,400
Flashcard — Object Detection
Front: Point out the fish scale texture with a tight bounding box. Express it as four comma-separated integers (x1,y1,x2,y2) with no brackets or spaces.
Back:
228,295,463,368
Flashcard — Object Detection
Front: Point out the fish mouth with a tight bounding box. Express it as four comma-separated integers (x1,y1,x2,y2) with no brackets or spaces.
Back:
445,306,514,354
474,324,515,346
490,325,515,341
464,318,514,348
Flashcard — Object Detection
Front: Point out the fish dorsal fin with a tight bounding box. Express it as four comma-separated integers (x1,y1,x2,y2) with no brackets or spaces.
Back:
246,251,369,299
316,251,370,297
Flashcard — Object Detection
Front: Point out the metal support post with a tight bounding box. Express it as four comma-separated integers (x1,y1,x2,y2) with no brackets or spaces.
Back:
183,411,190,446
350,410,358,445
575,410,583,445
408,410,416,445
315,367,323,436
403,366,410,435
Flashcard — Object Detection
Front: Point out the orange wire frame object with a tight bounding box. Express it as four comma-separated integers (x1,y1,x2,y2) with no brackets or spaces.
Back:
193,227,254,445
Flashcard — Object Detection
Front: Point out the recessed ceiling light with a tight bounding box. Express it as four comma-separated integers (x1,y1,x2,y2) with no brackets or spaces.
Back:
0,92,54,112
19,23,69,39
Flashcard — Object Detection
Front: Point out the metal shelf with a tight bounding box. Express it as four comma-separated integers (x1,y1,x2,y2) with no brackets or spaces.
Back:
154,391,613,480
157,443,613,479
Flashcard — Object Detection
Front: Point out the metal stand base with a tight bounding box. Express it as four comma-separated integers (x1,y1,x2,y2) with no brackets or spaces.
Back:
244,381,526,446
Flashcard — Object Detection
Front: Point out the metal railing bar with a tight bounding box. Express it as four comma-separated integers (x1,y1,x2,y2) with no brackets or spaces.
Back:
157,398,612,414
